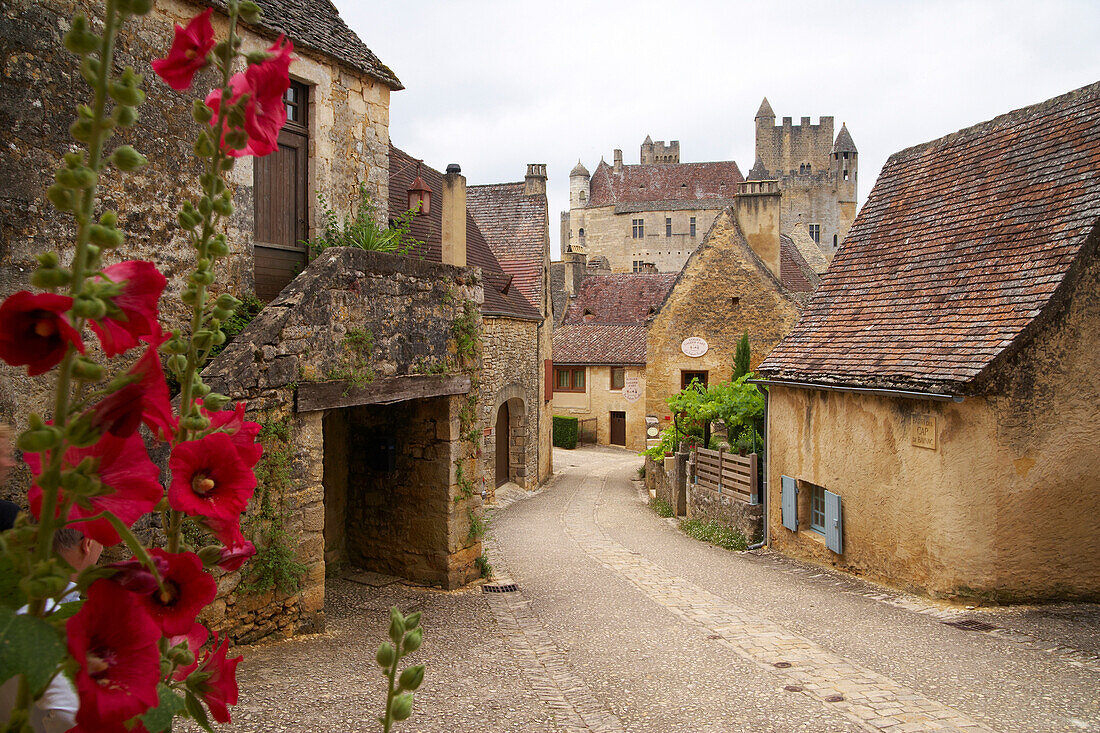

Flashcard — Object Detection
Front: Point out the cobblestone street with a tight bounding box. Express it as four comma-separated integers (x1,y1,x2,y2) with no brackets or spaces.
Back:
222,446,1100,732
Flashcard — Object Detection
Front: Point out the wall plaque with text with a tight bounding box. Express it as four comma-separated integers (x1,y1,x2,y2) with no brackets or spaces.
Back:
681,337,708,358
911,414,937,450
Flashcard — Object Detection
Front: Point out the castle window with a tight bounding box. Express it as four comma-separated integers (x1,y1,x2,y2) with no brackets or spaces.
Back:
808,224,821,244
578,228,585,238
665,218,672,237
843,170,850,181
579,190,586,201
806,164,811,174
799,164,805,174
632,218,644,239
843,152,849,159
833,234,838,248
690,217,696,237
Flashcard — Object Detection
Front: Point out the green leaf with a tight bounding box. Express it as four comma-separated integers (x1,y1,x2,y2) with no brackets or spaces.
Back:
0,555,27,610
141,683,187,733
47,600,83,624
184,690,214,733
0,607,67,695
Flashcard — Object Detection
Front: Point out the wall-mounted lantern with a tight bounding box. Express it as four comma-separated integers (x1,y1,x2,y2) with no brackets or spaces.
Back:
407,161,431,216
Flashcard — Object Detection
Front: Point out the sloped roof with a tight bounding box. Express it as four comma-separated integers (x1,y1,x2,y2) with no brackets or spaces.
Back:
756,97,775,119
779,236,819,294
561,274,676,325
204,0,402,89
466,182,547,308
570,160,590,177
552,324,648,365
832,123,857,154
388,145,540,321
759,81,1100,393
587,160,743,207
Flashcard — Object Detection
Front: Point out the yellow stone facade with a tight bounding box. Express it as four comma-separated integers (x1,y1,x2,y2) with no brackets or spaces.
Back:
551,365,649,450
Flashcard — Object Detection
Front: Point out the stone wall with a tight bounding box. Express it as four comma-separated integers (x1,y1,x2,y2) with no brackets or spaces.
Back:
0,0,390,442
550,365,648,450
645,211,802,423
200,248,485,641
766,233,1100,601
687,472,763,543
480,317,541,494
566,204,723,274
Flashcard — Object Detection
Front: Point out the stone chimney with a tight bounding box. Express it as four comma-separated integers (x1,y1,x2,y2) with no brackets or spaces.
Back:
613,149,623,174
733,180,781,278
524,163,547,196
441,163,466,268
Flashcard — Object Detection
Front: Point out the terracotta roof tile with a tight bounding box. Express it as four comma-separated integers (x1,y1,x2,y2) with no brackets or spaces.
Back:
561,274,676,325
466,182,547,307
780,235,819,294
587,160,743,207
759,81,1100,392
552,324,648,365
388,145,540,321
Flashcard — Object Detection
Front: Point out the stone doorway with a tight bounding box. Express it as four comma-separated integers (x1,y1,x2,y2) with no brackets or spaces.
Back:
490,386,528,491
321,395,458,586
495,403,510,488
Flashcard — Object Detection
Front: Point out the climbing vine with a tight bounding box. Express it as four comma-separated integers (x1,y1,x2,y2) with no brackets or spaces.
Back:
242,415,307,595
452,299,480,366
326,327,377,390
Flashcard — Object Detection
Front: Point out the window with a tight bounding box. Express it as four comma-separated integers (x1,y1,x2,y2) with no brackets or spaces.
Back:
808,224,820,244
833,234,838,248
578,227,585,238
665,218,672,237
579,190,586,201
632,260,643,273
810,484,826,533
284,81,307,128
689,217,696,237
610,367,625,390
843,170,850,181
553,367,586,393
632,218,644,238
681,370,708,390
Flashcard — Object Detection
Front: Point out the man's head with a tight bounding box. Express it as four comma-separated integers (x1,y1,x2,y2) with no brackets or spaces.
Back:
53,527,102,577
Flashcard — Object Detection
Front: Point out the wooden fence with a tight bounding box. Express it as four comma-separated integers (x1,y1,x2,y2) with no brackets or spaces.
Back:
577,418,597,445
693,448,758,504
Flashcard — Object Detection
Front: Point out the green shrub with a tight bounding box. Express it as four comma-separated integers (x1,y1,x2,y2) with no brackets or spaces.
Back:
552,415,578,449
678,519,748,551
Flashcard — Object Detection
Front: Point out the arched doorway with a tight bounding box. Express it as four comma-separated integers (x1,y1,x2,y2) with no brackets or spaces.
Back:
495,402,510,488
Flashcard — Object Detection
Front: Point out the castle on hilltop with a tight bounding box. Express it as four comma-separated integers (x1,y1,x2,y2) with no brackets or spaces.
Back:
562,99,858,274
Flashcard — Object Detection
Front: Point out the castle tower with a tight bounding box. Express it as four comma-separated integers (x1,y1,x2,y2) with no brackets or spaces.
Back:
754,98,776,173
569,160,591,252
569,159,590,207
831,123,858,246
640,135,680,164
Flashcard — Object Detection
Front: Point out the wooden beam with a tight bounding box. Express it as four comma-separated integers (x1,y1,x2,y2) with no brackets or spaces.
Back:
296,374,472,413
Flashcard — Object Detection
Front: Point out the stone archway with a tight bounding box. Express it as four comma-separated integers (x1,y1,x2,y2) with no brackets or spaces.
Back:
492,384,527,490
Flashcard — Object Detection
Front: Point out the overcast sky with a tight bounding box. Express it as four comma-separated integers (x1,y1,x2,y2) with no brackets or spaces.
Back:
342,0,1100,259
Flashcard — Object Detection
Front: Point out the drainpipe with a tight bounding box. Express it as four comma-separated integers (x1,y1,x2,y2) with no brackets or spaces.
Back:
746,382,769,551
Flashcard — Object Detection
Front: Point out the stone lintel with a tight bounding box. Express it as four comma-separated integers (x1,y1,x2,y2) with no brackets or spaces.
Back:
296,374,472,412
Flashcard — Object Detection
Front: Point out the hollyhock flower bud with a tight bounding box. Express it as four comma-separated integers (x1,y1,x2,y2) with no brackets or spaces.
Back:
0,291,84,376
398,664,424,692
26,431,161,546
152,9,214,91
168,432,256,522
217,538,255,573
168,622,208,681
110,144,147,172
403,627,422,654
135,549,217,635
376,642,395,668
197,516,254,572
391,692,413,721
191,633,241,723
89,260,166,357
67,580,161,729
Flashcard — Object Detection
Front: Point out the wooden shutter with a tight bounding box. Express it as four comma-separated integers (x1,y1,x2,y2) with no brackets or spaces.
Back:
824,490,843,554
781,475,798,531
544,359,553,401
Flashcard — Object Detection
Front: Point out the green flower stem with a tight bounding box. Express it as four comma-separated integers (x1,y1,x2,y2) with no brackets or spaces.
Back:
33,0,123,594
383,651,398,733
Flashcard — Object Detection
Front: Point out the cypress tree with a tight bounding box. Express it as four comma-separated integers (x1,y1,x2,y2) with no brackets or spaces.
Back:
733,331,751,379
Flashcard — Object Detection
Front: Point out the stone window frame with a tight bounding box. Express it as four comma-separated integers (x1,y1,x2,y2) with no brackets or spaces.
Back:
632,218,644,239
609,367,626,391
690,217,696,237
665,217,672,237
808,223,821,244
553,366,586,393
680,370,708,390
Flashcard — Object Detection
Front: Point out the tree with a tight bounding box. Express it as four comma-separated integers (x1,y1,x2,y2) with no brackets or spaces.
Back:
733,331,751,380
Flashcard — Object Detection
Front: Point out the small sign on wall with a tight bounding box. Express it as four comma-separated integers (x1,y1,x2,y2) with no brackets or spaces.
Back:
681,337,708,358
621,377,641,403
911,414,937,450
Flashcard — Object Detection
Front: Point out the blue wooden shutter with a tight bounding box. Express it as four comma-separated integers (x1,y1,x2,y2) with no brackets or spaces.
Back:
781,476,798,531
824,490,843,554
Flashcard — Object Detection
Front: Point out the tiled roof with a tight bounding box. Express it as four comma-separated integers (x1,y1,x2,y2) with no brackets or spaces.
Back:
759,81,1100,393
467,182,547,308
779,236,819,294
587,160,743,207
832,123,857,154
203,0,402,89
552,324,648,365
388,145,540,321
561,274,677,325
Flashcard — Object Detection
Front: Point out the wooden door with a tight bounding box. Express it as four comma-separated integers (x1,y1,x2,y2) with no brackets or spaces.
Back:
495,404,509,487
609,411,626,446
254,82,309,302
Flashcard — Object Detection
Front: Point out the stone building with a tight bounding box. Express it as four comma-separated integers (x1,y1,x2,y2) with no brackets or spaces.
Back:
389,148,553,496
553,183,816,450
562,100,855,274
1,0,401,429
758,82,1100,602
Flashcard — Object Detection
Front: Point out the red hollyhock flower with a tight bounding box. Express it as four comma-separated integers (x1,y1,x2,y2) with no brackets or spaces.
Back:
90,261,167,357
204,36,293,157
26,431,161,546
108,554,170,595
202,400,263,468
152,8,215,91
168,432,256,522
90,329,176,440
136,549,217,636
67,579,161,728
0,291,83,375
169,621,210,681
194,633,241,723
199,515,255,571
